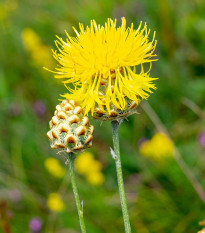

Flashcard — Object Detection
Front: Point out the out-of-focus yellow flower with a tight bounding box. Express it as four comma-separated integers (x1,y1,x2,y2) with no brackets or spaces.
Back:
48,18,157,116
75,152,102,175
0,4,9,21
86,171,105,186
0,0,18,21
75,152,104,185
21,28,54,70
44,157,65,178
47,193,64,212
75,152,94,175
90,160,103,173
139,132,174,159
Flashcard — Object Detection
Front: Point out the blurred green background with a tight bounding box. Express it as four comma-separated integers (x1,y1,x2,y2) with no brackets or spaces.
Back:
1,0,205,232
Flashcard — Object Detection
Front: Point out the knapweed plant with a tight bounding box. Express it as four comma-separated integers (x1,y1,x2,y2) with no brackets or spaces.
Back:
46,18,157,233
47,99,94,232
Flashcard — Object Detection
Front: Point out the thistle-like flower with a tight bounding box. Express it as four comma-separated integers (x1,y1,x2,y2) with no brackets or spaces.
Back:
47,99,94,153
48,17,157,120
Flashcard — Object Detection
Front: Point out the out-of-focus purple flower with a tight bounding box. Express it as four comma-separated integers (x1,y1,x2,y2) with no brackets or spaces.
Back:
199,133,205,148
33,100,46,116
8,189,21,202
8,103,21,117
29,217,42,232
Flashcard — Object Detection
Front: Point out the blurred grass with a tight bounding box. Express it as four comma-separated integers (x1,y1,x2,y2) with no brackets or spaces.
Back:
0,0,205,232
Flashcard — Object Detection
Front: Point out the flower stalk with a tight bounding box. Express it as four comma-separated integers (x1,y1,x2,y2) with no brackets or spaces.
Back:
68,153,87,233
111,120,131,233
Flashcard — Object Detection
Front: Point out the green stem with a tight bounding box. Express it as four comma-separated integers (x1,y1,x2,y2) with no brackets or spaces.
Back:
111,120,131,233
68,153,87,233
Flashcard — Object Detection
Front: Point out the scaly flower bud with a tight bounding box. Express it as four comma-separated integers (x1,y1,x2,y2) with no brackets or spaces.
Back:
47,99,94,153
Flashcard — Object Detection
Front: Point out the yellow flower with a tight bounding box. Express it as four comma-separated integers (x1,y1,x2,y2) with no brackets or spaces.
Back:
75,152,105,185
47,193,64,212
22,28,54,69
75,152,94,175
49,17,157,115
75,152,102,175
139,132,174,159
86,171,105,186
44,157,65,178
0,0,18,22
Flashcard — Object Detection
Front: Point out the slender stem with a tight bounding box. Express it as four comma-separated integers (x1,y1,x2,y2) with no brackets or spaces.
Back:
142,101,205,203
111,120,132,233
68,153,87,233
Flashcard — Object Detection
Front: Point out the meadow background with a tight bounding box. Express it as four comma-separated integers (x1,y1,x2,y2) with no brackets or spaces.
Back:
1,0,205,232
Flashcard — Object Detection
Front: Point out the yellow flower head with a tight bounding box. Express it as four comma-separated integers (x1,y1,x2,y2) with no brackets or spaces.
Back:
75,152,102,175
22,28,42,51
49,18,157,116
86,171,105,186
139,133,174,159
22,28,54,69
47,193,64,212
44,157,65,178
75,151,105,185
